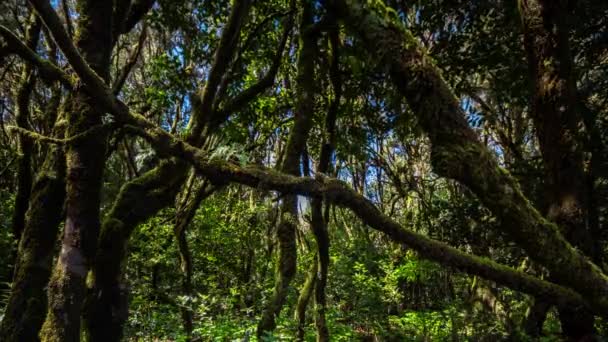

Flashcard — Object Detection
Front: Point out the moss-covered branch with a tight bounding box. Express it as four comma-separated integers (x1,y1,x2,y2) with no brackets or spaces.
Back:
115,123,605,316
0,24,72,88
327,0,608,305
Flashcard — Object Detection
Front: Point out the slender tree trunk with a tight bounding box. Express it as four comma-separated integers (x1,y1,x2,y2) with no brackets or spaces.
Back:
39,1,113,340
174,182,215,341
256,0,316,337
310,28,341,342
524,300,550,338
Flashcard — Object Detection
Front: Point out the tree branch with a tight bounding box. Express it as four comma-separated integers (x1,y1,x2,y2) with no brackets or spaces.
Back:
186,0,252,142
0,24,71,88
28,0,109,96
212,9,293,128
122,0,156,34
112,24,147,95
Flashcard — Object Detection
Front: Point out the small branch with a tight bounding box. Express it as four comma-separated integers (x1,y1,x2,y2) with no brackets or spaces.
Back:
0,156,17,179
60,0,73,39
122,0,156,34
212,9,293,127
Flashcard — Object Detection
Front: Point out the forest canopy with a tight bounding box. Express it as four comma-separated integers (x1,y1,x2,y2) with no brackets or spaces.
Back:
0,0,607,340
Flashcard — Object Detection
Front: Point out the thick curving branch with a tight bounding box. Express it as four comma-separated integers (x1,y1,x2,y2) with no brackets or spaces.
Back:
119,123,605,316
327,0,608,306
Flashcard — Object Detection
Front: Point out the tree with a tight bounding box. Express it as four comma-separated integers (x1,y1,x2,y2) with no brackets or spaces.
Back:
0,0,607,340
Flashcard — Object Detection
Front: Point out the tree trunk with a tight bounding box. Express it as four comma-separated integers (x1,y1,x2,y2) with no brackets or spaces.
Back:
84,160,187,341
39,1,113,340
295,259,317,341
311,28,341,342
174,182,215,341
84,1,251,338
0,111,66,341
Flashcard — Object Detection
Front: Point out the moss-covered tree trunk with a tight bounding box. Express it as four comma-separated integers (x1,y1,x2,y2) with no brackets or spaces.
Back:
0,110,66,341
84,159,187,341
329,0,608,305
256,0,316,337
39,1,113,340
519,0,597,339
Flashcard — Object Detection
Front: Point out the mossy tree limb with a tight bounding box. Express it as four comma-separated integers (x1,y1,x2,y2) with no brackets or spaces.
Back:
123,123,604,315
327,0,608,306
